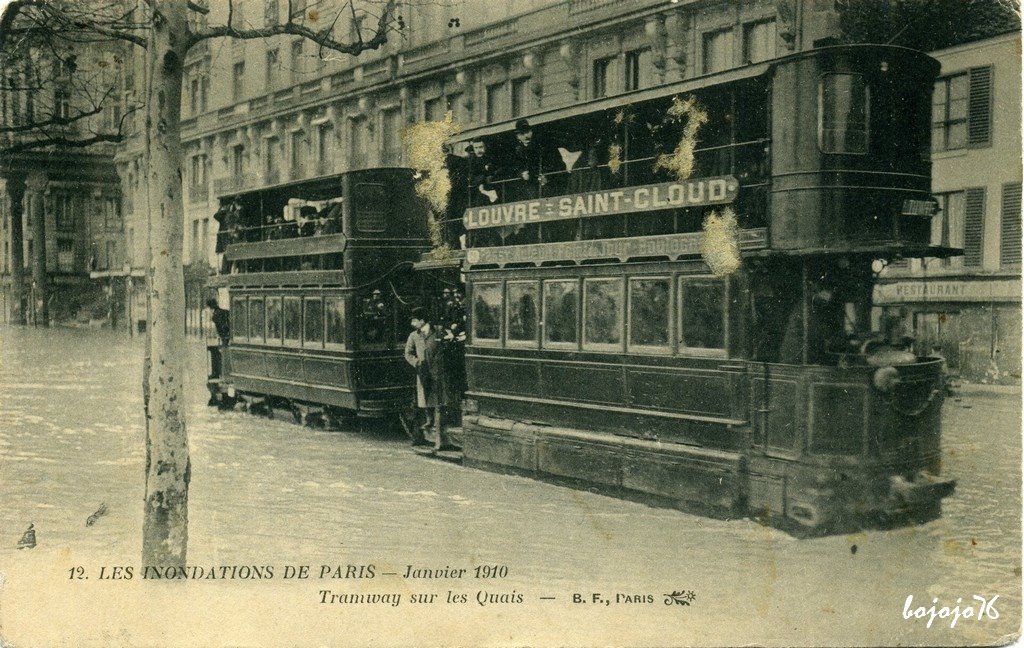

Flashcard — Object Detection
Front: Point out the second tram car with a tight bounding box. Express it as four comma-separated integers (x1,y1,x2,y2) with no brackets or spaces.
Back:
209,168,433,421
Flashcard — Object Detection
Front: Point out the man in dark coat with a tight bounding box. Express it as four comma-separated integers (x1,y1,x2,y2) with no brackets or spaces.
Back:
508,118,545,201
467,140,499,206
403,307,457,451
206,298,230,380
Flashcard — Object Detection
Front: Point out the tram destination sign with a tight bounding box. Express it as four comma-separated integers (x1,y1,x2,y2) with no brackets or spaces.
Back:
463,175,739,230
465,228,768,266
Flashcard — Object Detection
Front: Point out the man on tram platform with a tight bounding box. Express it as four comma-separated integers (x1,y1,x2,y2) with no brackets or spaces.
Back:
403,307,460,452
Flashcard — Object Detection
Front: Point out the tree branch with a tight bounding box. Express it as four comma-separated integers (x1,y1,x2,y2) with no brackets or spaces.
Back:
1,132,124,155
189,0,396,55
0,0,148,49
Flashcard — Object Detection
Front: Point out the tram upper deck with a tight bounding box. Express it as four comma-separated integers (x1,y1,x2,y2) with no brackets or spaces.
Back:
445,44,947,262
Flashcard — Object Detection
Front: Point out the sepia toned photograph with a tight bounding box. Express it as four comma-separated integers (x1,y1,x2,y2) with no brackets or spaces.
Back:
0,0,1020,646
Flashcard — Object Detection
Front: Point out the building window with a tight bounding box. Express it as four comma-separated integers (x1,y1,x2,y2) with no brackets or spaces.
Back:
104,198,120,229
445,92,463,122
54,88,71,120
819,73,869,154
232,144,246,177
232,61,245,101
624,49,651,92
189,154,207,188
55,194,74,231
190,78,199,115
423,96,442,122
743,19,777,64
291,40,304,83
316,123,335,172
932,191,966,269
105,240,117,271
264,0,279,26
933,67,992,152
510,78,529,117
349,117,368,168
703,28,735,74
266,48,279,87
290,130,307,178
592,56,614,98
57,240,74,273
380,107,402,165
485,82,506,123
963,187,986,268
265,137,280,181
200,72,209,112
1000,183,1022,267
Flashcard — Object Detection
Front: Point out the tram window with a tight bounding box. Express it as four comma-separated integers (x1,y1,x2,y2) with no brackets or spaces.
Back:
679,278,726,352
354,183,387,233
248,297,266,343
266,296,283,344
583,278,624,351
304,298,324,347
325,297,345,349
283,296,301,346
543,280,579,349
472,282,502,344
628,277,670,352
506,281,539,347
231,296,248,341
819,74,869,154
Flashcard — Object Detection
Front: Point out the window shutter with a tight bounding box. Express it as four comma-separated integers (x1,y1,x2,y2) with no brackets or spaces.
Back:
1000,182,1022,266
967,66,993,147
963,187,986,267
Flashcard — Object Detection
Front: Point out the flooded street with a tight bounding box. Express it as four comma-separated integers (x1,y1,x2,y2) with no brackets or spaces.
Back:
0,326,1019,646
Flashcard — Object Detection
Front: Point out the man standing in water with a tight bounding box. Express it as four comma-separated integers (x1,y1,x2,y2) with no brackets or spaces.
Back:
403,307,457,451
404,308,438,447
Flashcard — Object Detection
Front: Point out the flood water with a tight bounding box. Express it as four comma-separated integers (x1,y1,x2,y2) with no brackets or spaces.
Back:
0,326,1019,646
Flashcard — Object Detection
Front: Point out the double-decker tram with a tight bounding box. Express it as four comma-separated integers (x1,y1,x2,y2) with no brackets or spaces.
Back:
443,44,958,535
207,168,433,423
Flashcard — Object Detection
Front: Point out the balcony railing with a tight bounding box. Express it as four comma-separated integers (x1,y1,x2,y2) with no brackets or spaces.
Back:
401,39,450,66
213,175,251,196
464,18,518,48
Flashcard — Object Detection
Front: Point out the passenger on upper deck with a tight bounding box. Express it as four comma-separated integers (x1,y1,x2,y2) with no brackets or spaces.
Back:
467,140,499,207
507,119,548,201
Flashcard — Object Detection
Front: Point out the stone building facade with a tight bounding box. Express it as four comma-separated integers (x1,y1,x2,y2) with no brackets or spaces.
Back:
0,41,125,326
877,32,1022,383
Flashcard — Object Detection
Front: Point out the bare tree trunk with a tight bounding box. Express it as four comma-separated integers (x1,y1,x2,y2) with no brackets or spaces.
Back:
26,170,47,326
8,177,26,325
141,0,190,569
